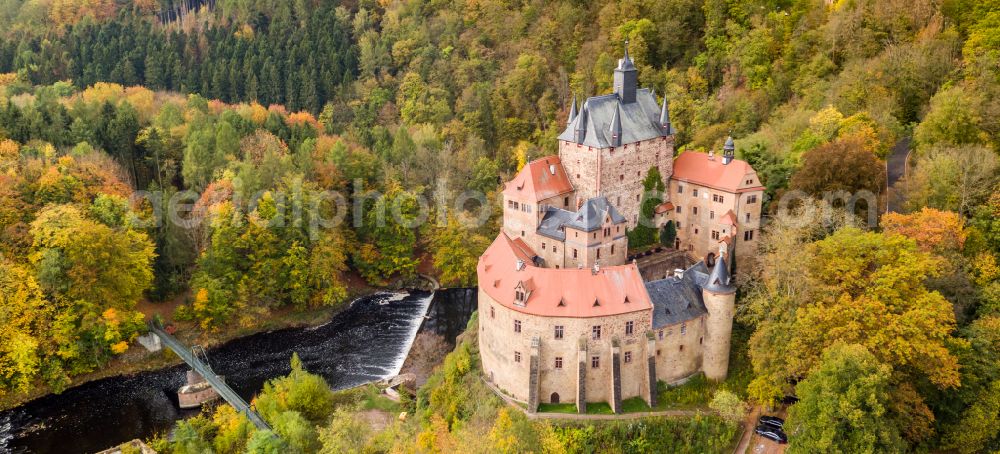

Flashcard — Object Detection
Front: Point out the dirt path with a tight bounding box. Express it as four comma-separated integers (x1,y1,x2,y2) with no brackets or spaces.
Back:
886,136,911,213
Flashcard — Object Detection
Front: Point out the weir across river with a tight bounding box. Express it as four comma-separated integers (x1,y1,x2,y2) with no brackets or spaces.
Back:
148,322,273,432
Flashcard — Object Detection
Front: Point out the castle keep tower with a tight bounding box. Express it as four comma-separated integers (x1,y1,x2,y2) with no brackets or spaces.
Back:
557,44,675,228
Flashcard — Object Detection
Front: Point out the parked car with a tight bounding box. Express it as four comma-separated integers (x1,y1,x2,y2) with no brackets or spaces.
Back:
755,425,788,444
758,415,785,430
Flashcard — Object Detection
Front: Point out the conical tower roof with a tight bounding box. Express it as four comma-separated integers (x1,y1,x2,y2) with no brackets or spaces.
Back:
703,256,735,294
567,96,578,126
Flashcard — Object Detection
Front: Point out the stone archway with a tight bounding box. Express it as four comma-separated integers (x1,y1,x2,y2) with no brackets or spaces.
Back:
550,392,560,404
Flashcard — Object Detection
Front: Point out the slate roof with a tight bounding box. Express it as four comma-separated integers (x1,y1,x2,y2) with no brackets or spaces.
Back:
703,256,735,294
537,197,626,240
558,89,668,148
646,262,714,328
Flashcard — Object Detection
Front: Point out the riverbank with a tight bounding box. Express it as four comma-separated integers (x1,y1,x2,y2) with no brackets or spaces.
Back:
0,285,383,413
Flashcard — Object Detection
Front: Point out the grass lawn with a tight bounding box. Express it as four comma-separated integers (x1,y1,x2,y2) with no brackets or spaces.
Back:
622,397,651,413
537,403,578,413
585,402,614,415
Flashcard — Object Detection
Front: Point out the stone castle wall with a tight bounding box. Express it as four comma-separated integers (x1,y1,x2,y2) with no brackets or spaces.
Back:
478,288,711,407
559,136,674,229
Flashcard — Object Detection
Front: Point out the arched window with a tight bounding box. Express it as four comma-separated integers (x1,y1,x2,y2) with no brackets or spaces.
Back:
551,392,560,403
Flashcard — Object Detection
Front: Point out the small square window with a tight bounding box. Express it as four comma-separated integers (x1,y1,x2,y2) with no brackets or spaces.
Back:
515,351,521,362
555,357,563,369
514,320,522,333
591,356,600,368
554,325,564,339
625,321,634,336
592,325,602,340
624,351,632,363
693,189,699,197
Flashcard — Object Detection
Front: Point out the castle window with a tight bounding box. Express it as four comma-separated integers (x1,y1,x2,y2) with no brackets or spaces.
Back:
515,351,521,363
490,306,495,318
679,345,684,352
554,325,564,339
564,196,570,206
700,337,703,344
515,290,526,303
693,189,699,197
677,222,681,228
611,244,615,254
747,195,758,204
711,230,720,240
656,349,661,356
617,196,621,205
620,174,624,181
542,242,546,250
617,226,620,232
576,174,580,179
573,249,578,258
555,357,563,369
625,321,634,336
713,194,725,203
694,228,699,235
624,351,632,363
514,320,522,333
744,230,755,241
677,185,684,194
676,206,682,214
591,356,600,368
693,207,698,215
554,247,557,253
597,249,601,259
592,325,602,340
637,171,641,177
593,232,597,239
658,330,664,340
746,213,751,222
710,211,715,220
514,202,519,209
681,322,687,335
521,230,525,237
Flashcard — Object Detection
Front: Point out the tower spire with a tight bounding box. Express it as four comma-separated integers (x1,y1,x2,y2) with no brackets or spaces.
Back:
613,40,638,103
722,136,735,165
704,256,734,294
567,95,578,126
659,95,672,136
574,103,588,144
609,103,622,147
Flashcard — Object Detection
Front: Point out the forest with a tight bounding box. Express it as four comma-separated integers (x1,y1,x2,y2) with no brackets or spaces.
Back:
1,0,999,451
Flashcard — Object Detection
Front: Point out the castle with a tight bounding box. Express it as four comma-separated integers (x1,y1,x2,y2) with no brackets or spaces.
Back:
477,46,765,413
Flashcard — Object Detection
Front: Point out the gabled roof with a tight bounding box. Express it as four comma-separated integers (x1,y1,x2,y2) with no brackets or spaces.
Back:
502,156,575,202
672,151,764,193
478,233,652,318
557,89,666,148
537,197,626,240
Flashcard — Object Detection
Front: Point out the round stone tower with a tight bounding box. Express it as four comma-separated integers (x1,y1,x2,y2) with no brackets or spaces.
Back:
701,255,736,381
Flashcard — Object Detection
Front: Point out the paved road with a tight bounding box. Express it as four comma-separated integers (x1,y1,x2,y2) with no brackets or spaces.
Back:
886,137,911,213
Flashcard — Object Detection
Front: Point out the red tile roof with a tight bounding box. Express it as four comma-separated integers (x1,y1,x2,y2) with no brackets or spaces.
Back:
672,152,764,193
655,201,674,214
502,156,575,202
478,233,652,318
719,210,737,226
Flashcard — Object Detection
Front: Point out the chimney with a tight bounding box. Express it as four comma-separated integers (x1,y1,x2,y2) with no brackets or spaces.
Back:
674,268,685,279
516,259,525,271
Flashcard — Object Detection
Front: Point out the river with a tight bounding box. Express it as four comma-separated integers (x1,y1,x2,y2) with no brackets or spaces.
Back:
0,288,477,454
